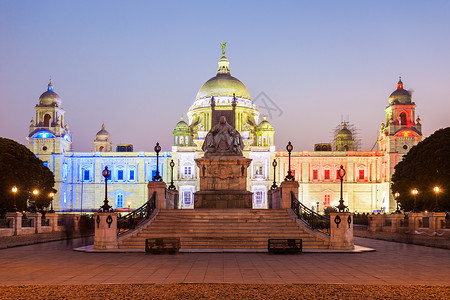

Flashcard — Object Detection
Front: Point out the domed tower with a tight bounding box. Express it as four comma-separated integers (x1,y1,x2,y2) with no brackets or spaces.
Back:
335,122,355,151
378,77,422,154
27,80,71,156
173,116,192,147
94,123,112,152
187,43,260,147
255,115,274,147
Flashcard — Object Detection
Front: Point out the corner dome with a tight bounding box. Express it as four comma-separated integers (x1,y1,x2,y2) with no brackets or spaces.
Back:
95,123,110,141
173,116,190,132
337,123,353,139
39,80,61,106
257,115,273,130
195,54,251,100
389,77,412,105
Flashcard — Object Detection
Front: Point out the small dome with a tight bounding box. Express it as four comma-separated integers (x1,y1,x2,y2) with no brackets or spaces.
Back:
95,123,110,141
195,55,251,100
173,116,190,132
39,80,61,106
389,77,412,105
337,123,353,140
257,115,274,130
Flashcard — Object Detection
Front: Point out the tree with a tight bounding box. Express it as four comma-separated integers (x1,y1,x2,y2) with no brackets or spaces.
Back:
0,138,56,214
391,127,450,212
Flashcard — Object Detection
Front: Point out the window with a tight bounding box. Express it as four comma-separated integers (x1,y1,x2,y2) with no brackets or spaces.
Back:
175,136,178,144
359,169,365,180
43,161,49,168
263,136,267,145
83,169,90,181
180,136,184,145
129,169,135,181
117,170,124,181
336,169,341,180
63,191,67,204
324,194,331,207
258,136,262,146
184,166,192,178
44,114,51,127
255,166,263,175
313,170,318,180
400,112,407,126
269,136,272,145
62,163,68,180
185,136,189,145
183,191,191,205
255,191,264,207
116,194,124,208
324,170,330,180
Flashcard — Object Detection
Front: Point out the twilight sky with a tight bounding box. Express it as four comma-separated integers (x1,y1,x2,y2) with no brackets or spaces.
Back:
1,1,449,152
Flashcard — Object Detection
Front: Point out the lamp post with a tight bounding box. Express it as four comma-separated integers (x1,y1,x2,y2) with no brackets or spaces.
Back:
336,165,348,212
49,192,55,213
433,186,440,212
285,141,294,181
100,166,112,212
271,159,278,189
127,201,131,211
394,192,401,214
32,189,39,212
411,189,418,213
11,186,18,212
153,142,162,181
168,159,176,190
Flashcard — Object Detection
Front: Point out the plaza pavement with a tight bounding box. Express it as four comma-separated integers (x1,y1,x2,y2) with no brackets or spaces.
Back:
0,237,449,286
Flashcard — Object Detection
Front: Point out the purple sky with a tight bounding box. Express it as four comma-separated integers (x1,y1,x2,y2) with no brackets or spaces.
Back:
1,1,449,152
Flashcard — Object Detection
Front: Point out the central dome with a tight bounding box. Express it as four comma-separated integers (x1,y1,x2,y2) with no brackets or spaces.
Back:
195,55,251,100
196,74,251,100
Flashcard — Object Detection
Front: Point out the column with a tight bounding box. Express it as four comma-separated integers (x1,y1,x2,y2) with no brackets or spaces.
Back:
330,212,354,250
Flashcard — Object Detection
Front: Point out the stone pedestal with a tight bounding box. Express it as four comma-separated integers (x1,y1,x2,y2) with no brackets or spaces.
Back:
330,212,354,250
148,181,167,209
6,212,22,236
166,189,179,209
280,181,299,209
368,214,383,232
45,213,60,231
27,212,42,234
93,212,118,249
408,213,422,233
391,213,404,232
194,156,252,208
429,212,446,232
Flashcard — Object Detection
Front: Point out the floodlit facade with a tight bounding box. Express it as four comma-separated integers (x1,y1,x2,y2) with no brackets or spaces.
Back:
27,51,422,213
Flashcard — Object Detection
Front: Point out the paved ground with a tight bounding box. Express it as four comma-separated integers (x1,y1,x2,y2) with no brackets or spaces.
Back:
0,237,449,286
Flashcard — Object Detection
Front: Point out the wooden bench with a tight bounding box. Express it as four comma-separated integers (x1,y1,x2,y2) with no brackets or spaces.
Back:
268,239,302,254
145,238,180,254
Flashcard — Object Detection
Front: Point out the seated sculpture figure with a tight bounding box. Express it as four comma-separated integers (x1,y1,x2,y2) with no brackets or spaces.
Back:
202,116,244,156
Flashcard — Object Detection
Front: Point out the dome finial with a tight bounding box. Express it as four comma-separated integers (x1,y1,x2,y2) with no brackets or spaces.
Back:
180,115,184,121
48,78,54,91
263,115,267,121
220,42,227,57
397,76,403,89
217,42,231,75
101,122,105,130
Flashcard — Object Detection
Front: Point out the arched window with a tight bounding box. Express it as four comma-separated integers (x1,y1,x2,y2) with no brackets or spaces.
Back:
315,145,321,151
99,146,104,152
44,114,51,127
400,112,407,126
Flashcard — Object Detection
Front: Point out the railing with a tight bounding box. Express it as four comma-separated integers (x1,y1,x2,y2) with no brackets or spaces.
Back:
0,219,12,228
291,191,330,234
41,218,50,226
22,218,34,227
117,191,156,236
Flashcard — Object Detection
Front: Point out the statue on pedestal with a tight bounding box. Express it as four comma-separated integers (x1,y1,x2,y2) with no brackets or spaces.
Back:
202,116,244,156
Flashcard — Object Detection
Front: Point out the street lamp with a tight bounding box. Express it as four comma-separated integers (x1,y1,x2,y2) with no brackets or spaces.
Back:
153,142,162,181
168,159,176,190
49,192,55,213
32,189,39,212
433,186,440,212
285,141,294,181
100,166,112,212
336,165,348,212
394,192,401,214
11,186,18,212
127,201,131,210
411,189,419,213
271,159,278,189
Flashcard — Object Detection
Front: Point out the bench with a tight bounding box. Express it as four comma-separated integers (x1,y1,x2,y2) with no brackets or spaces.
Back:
145,238,180,254
268,239,302,254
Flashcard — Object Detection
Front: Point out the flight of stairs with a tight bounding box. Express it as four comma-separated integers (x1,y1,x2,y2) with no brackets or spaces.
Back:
118,209,330,250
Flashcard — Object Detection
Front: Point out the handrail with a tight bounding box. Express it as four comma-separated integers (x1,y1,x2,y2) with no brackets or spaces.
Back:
291,191,330,234
117,191,156,236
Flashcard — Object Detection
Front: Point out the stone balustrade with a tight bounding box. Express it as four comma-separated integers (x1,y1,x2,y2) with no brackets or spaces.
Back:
366,212,449,234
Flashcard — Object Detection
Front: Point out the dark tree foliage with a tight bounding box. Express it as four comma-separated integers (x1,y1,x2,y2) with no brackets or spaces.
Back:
0,137,56,215
391,127,450,212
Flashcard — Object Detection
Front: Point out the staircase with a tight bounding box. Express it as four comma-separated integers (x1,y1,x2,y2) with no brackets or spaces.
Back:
118,209,330,250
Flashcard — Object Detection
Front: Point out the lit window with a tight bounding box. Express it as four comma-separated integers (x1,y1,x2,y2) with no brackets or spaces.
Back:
313,170,318,180
185,136,189,145
83,169,90,181
175,136,178,144
324,170,330,180
336,169,341,180
324,194,331,207
263,136,267,145
255,191,264,207
180,136,184,145
62,163,68,180
359,169,365,180
183,191,191,205
184,166,192,178
63,191,67,203
255,166,263,175
129,169,135,181
117,170,124,181
116,194,124,208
